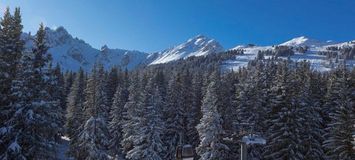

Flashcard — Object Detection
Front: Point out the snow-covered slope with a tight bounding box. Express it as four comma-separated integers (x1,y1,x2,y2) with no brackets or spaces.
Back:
22,28,353,72
23,28,224,70
98,45,149,70
150,35,224,65
280,36,333,47
224,37,355,72
23,27,149,71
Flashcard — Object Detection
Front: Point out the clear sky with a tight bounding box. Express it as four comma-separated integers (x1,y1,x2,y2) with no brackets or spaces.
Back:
1,0,355,52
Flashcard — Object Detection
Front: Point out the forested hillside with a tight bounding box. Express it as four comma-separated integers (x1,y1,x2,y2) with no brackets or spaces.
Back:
0,8,354,160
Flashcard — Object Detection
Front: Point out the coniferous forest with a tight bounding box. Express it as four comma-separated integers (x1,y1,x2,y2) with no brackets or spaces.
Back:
1,8,355,160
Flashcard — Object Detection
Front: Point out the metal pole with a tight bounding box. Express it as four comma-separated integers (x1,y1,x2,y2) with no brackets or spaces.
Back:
241,142,247,160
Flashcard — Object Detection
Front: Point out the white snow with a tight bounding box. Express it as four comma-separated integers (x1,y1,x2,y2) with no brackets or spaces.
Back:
280,36,333,47
150,35,224,65
222,46,272,70
23,27,149,71
223,39,355,72
22,27,354,72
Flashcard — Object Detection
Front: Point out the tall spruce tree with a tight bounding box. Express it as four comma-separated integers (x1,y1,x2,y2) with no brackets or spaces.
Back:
121,73,141,156
0,23,60,159
64,71,75,97
106,67,120,108
76,64,110,160
295,62,325,159
109,69,129,159
65,67,86,157
0,50,34,160
163,73,186,159
196,71,229,160
124,76,166,160
0,7,23,128
263,61,304,160
323,66,355,160
189,73,203,150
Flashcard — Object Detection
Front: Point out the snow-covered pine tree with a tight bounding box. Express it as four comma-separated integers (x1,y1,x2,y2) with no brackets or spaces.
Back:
53,64,66,111
181,70,199,147
323,66,355,160
45,62,66,157
220,72,240,160
0,23,60,159
121,73,141,156
65,67,86,157
295,62,325,160
188,73,203,150
196,71,229,160
63,70,76,97
352,68,355,155
163,73,186,159
237,60,269,159
125,75,166,160
0,7,23,129
0,50,34,160
109,69,129,159
30,23,61,159
83,64,110,121
263,61,304,160
77,64,110,160
106,66,120,108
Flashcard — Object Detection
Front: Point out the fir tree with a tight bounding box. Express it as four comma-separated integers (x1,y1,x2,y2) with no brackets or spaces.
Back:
0,51,34,160
121,73,141,156
0,23,60,159
65,67,86,157
323,66,355,160
163,73,186,159
0,7,24,128
76,64,110,160
109,69,129,159
263,61,304,160
106,67,120,108
64,71,76,97
45,62,66,157
196,71,229,160
296,62,325,159
188,73,203,150
125,76,166,160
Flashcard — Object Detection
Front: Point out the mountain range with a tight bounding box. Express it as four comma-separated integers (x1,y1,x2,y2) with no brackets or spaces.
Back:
22,26,354,71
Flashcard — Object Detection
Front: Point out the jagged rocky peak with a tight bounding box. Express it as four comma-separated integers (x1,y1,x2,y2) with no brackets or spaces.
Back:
149,34,224,65
101,44,110,52
187,34,222,48
45,26,73,46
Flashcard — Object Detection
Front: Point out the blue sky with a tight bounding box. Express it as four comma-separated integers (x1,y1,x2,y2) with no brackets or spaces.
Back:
1,0,355,52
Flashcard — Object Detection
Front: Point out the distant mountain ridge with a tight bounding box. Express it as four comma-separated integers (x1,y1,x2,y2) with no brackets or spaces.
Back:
224,36,355,72
22,27,225,71
22,26,354,71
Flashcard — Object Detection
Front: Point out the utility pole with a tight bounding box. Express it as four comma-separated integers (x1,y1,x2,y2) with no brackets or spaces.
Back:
240,142,247,160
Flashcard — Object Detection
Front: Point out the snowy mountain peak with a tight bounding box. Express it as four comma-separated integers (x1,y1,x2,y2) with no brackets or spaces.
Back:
22,26,150,71
150,35,224,65
101,45,109,52
45,26,71,38
187,34,219,46
44,26,74,47
54,26,69,35
280,36,327,47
